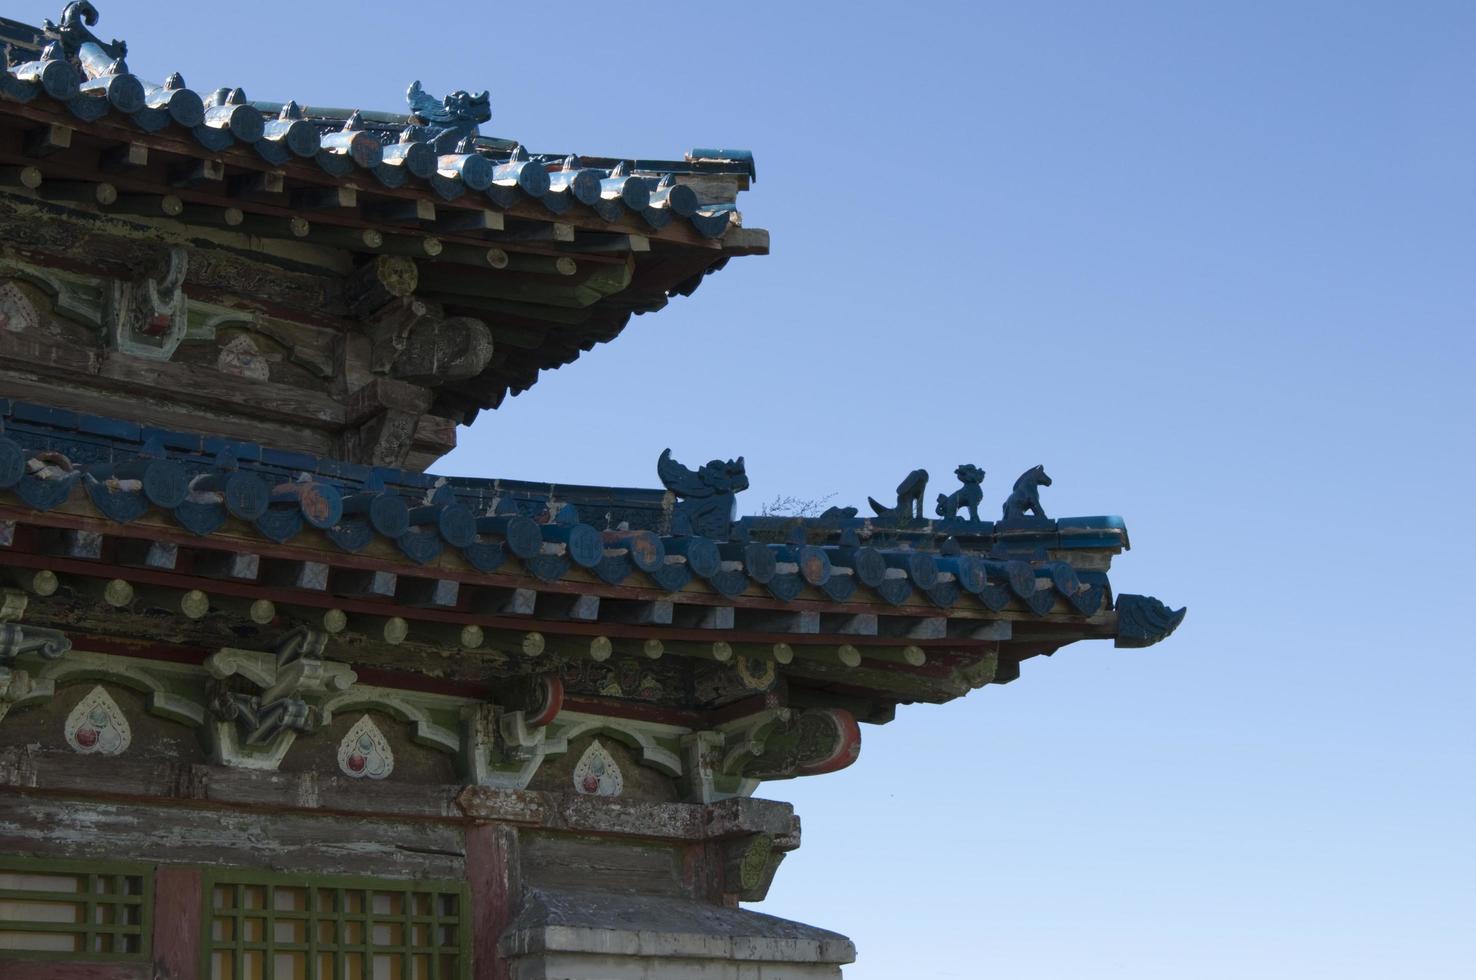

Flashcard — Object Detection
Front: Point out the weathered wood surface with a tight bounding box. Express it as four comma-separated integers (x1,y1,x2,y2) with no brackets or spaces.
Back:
519,832,687,898
0,791,466,877
0,963,145,980
467,823,519,980
0,374,335,457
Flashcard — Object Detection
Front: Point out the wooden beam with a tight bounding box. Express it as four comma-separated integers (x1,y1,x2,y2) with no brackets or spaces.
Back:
100,143,149,171
261,560,330,592
364,198,436,224
331,568,398,599
40,179,117,206
115,539,178,571
601,599,674,626
229,171,286,200
0,165,43,190
433,208,505,234
735,609,819,634
191,551,260,582
536,593,600,622
171,159,225,188
24,123,72,158
879,616,947,640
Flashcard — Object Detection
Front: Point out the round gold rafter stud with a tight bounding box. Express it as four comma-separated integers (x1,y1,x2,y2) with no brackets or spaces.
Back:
383,617,409,645
179,590,210,620
31,570,59,597
103,579,134,608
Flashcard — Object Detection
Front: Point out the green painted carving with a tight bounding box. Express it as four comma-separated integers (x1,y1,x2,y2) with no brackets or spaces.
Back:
463,701,566,789
717,707,861,783
1,646,206,729
678,730,731,803
0,257,106,327
206,627,357,769
954,649,999,689
0,592,72,723
552,714,684,777
107,245,189,360
469,705,692,791
736,832,773,891
319,684,462,754
183,297,259,341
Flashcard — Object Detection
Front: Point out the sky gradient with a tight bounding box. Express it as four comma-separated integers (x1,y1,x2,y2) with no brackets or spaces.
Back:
11,1,1473,975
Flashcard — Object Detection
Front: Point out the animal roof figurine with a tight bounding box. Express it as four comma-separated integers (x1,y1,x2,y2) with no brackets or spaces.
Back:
1002,464,1051,521
868,468,928,522
657,448,748,538
936,463,985,522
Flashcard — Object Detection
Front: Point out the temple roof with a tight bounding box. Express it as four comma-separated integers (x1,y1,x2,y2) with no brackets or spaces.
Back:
0,7,755,234
0,398,1185,729
0,4,767,419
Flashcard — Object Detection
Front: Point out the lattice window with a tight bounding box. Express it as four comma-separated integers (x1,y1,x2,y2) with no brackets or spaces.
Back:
0,858,152,961
203,873,469,980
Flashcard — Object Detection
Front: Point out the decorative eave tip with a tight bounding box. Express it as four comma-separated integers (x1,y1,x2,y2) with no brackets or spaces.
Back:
43,1,126,61
687,147,756,181
1114,594,1187,649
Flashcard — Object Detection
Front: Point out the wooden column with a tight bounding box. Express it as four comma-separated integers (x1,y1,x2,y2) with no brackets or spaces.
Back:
152,866,203,980
465,823,520,980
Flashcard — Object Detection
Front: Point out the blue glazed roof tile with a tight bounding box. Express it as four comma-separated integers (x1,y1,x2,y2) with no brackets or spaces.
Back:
0,401,1136,621
0,9,755,239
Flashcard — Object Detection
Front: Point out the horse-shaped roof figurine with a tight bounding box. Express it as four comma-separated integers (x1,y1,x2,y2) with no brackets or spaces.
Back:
1001,464,1051,520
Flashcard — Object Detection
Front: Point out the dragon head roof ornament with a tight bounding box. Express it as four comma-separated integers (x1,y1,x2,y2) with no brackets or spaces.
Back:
657,449,748,539
405,79,492,154
43,2,126,62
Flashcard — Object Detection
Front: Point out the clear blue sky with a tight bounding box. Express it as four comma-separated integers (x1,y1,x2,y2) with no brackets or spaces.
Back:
20,1,1475,975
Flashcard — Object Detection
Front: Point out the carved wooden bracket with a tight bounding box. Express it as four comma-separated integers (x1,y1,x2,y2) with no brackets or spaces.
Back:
206,627,357,769
0,593,71,723
360,293,493,385
108,245,189,360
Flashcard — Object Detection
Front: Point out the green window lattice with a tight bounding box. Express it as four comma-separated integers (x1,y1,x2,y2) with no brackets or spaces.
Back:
0,856,152,961
202,871,470,980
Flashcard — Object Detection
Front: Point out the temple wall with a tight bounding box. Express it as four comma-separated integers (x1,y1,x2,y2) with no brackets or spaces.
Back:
0,726,852,979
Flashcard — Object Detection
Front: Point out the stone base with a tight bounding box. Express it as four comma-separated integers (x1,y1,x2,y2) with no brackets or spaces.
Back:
501,889,855,979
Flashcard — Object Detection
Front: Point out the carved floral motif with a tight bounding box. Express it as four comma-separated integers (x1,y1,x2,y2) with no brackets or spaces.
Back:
64,685,130,755
216,334,269,380
0,282,39,334
572,739,623,797
337,714,394,779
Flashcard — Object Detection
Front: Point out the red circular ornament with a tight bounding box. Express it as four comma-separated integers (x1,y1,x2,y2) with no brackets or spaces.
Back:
582,774,600,793
75,727,98,748
348,753,366,772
